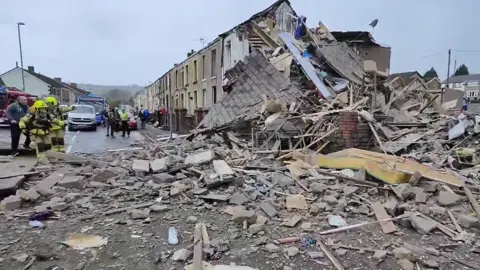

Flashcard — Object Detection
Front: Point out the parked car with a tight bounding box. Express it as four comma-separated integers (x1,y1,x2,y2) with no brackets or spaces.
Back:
128,113,137,130
67,104,97,131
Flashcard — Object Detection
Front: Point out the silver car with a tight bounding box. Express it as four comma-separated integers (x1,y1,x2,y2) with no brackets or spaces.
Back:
67,104,97,131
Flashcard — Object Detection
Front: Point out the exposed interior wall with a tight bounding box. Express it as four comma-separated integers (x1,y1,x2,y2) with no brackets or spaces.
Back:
357,45,391,75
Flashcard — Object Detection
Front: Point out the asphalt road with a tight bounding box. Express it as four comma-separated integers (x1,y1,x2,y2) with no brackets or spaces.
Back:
0,124,144,154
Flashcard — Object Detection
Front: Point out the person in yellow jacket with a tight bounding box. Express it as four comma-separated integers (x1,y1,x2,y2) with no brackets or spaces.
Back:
19,100,57,164
120,109,130,137
44,97,75,153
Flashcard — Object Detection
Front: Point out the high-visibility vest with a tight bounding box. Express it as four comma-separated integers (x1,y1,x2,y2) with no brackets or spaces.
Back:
120,112,129,121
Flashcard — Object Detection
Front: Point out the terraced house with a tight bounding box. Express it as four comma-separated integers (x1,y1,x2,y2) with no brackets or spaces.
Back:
145,0,297,125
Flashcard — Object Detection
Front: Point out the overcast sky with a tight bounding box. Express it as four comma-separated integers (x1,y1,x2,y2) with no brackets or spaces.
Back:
1,0,478,85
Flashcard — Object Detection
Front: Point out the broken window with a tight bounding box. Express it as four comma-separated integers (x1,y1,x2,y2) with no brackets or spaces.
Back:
212,86,217,104
185,65,189,85
187,92,191,112
211,50,217,77
203,89,207,108
193,60,198,82
225,41,232,70
202,55,206,79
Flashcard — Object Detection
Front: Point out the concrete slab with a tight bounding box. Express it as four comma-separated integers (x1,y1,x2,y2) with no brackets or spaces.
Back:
0,157,37,196
35,170,68,195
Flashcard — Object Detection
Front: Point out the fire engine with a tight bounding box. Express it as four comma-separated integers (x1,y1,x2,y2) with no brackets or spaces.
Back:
0,86,37,125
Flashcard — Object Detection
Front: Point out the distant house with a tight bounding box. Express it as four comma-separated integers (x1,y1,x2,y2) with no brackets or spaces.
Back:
441,74,480,100
331,31,391,76
0,65,86,104
387,71,427,91
424,77,441,90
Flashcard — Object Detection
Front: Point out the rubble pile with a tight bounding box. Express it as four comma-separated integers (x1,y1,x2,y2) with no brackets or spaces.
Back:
3,6,480,270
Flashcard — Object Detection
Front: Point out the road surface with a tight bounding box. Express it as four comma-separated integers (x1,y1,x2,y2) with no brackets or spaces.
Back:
0,124,144,154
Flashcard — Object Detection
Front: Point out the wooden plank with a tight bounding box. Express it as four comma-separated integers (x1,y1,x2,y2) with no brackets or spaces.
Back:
371,201,397,234
464,187,480,217
192,223,203,270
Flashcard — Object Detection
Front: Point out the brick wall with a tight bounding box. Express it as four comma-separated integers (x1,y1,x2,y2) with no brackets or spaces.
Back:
323,111,373,153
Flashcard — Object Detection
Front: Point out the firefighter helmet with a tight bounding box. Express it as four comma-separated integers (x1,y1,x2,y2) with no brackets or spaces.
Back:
44,96,58,106
32,100,48,111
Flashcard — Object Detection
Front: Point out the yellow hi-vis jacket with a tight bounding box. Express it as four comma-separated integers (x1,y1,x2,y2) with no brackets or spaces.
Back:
120,112,129,121
19,112,60,136
50,106,74,131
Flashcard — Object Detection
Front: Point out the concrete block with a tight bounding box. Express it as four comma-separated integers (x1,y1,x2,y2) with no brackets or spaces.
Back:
185,150,215,165
58,176,84,189
0,195,22,211
35,170,67,196
150,158,167,173
132,160,150,172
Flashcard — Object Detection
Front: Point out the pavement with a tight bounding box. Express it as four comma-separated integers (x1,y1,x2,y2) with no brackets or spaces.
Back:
0,123,145,154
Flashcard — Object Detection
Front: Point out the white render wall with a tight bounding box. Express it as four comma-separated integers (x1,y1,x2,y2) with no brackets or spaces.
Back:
1,68,50,97
223,30,249,73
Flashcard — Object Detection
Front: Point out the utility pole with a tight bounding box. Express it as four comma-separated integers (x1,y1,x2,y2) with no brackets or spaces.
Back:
17,22,26,91
453,60,457,75
442,49,451,103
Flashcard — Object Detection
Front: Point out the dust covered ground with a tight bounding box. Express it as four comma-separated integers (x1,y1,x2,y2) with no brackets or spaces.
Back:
1,136,480,270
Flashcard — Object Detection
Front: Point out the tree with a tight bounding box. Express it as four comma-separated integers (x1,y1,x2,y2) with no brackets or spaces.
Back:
423,67,438,80
454,64,469,76
108,99,121,108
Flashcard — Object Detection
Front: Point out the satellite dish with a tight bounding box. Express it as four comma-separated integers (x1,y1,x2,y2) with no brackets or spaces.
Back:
369,19,378,28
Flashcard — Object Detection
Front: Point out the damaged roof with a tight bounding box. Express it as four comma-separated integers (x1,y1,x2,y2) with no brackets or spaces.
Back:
199,50,302,129
314,42,367,85
388,71,422,85
219,0,295,37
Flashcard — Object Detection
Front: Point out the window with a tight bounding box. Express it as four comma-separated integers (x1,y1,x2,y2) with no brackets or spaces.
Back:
165,95,169,109
180,93,184,108
185,65,189,85
181,70,185,86
225,41,232,70
187,92,191,112
202,89,207,107
469,92,475,97
168,74,171,90
175,71,179,89
211,50,217,77
212,86,217,104
202,55,206,79
193,60,198,82
194,90,198,108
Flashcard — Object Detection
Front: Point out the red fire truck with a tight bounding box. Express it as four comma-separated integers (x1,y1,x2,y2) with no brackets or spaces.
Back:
0,86,37,125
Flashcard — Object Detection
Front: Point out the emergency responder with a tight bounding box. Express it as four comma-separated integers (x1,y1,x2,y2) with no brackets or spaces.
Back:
106,107,118,137
44,97,75,153
120,109,130,137
19,100,55,164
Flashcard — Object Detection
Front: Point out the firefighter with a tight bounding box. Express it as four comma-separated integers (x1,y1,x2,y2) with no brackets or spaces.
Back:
19,100,54,164
44,97,74,152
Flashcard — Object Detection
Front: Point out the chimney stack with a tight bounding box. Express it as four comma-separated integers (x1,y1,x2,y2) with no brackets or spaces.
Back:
53,77,62,83
27,66,35,72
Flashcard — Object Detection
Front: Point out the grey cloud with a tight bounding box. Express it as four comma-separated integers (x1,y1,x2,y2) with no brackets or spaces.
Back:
0,0,479,85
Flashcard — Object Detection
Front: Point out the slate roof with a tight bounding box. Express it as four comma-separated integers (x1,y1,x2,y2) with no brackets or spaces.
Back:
199,50,303,129
315,42,367,84
387,71,421,85
442,74,480,84
28,71,64,89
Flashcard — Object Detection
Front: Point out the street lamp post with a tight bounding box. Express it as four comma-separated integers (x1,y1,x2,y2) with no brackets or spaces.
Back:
17,22,26,91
